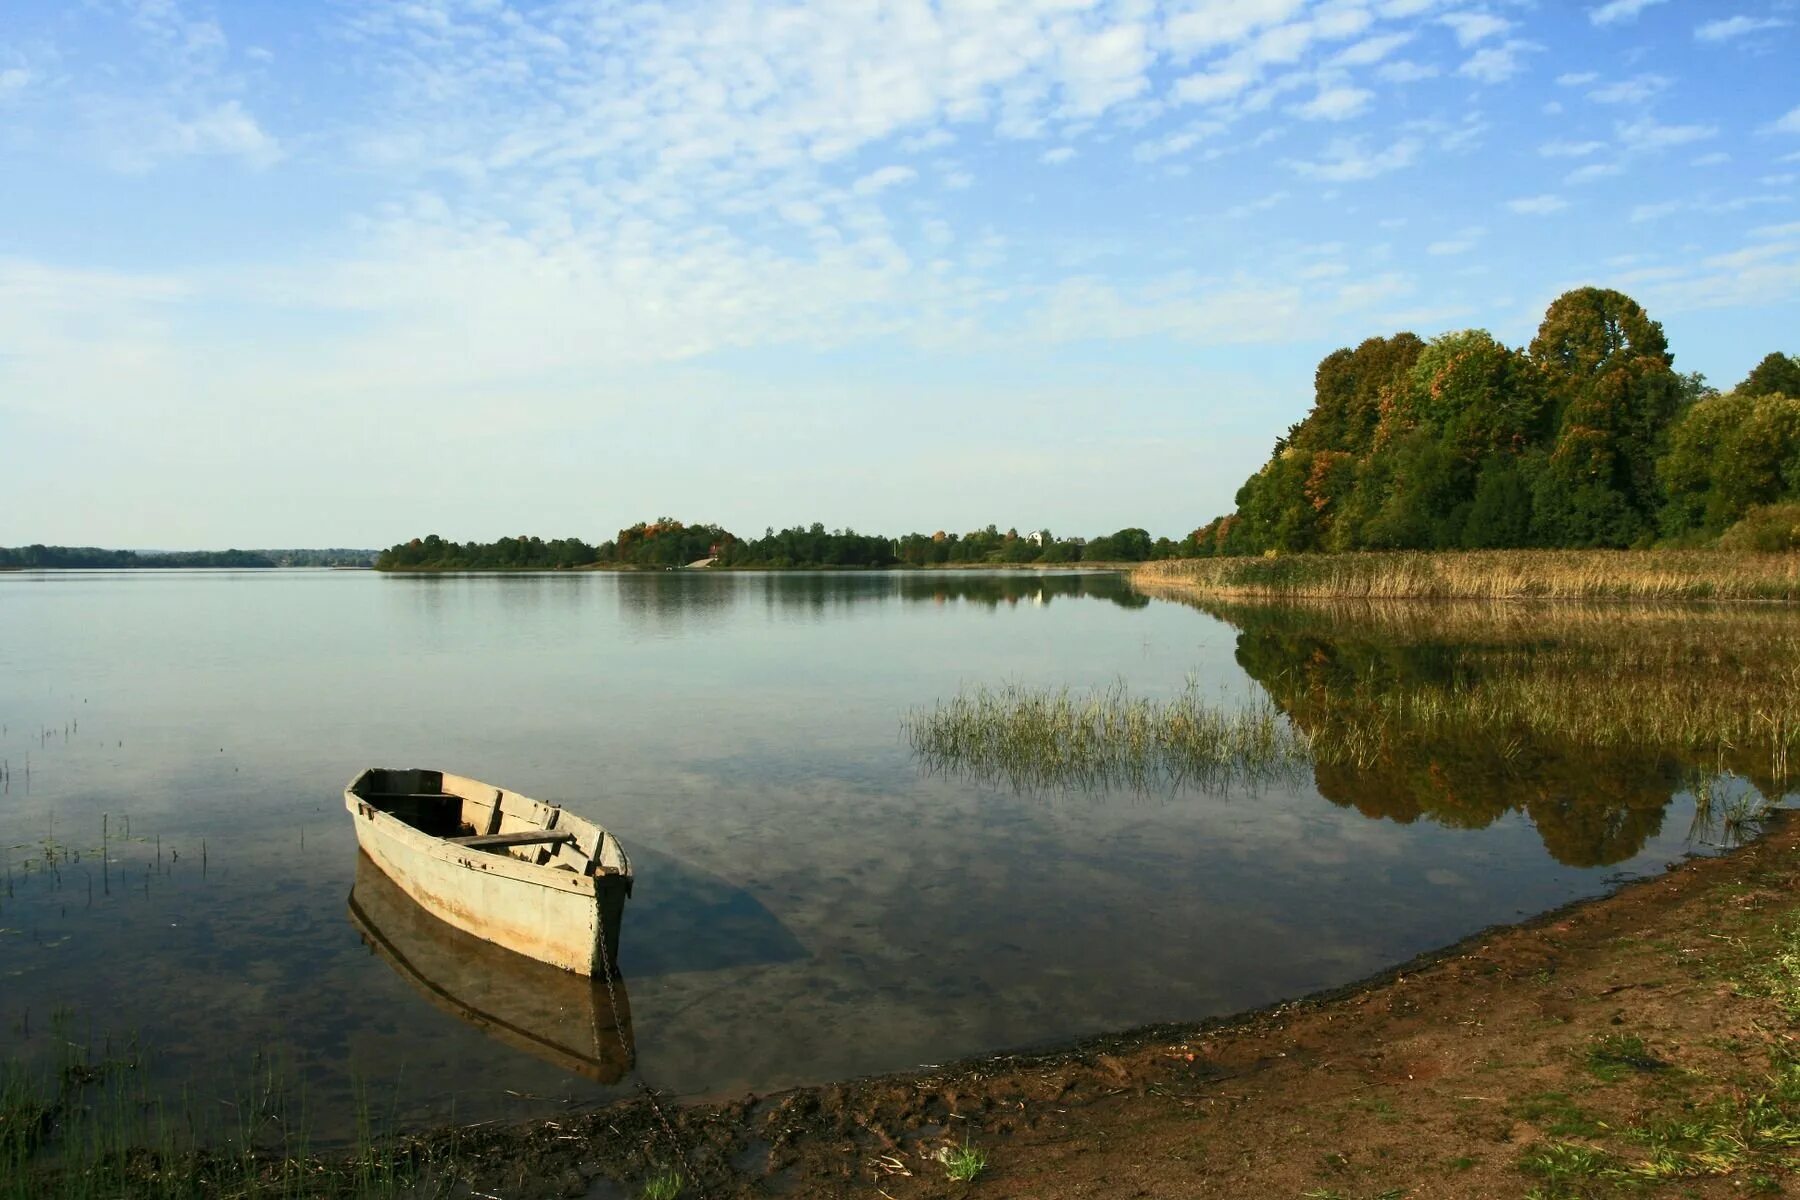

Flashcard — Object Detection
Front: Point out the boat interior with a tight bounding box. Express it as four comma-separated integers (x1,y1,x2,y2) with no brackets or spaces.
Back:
351,767,626,878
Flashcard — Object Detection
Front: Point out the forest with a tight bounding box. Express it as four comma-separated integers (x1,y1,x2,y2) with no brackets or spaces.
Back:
1186,287,1800,556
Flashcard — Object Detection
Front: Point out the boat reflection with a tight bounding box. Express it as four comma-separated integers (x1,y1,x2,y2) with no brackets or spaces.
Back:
347,851,633,1083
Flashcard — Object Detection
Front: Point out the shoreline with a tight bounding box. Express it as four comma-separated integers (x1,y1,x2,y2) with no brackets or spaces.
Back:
20,812,1797,1197
436,811,1800,1197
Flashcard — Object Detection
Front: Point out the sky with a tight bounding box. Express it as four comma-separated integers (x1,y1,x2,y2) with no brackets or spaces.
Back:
1,0,1797,549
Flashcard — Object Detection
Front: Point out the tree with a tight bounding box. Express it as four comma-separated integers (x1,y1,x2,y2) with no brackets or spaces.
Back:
1738,352,1800,398
1528,288,1680,546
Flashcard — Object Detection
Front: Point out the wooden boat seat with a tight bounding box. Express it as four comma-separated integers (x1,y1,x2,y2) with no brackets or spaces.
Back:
448,830,578,850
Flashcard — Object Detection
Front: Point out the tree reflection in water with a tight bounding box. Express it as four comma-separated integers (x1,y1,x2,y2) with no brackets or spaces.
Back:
1215,600,1799,867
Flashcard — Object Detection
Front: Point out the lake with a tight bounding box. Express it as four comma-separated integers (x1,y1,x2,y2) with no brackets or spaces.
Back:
0,569,1787,1143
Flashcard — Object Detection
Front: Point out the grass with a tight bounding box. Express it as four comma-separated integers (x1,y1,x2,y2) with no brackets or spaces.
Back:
904,679,1310,792
1504,912,1800,1198
1583,1034,1668,1083
1134,549,1800,604
943,1139,988,1183
641,1167,685,1199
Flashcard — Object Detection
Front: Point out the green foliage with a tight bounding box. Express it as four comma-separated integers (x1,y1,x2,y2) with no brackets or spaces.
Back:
1739,352,1800,398
611,518,733,567
640,1168,685,1199
942,1140,988,1183
375,532,600,570
1720,503,1800,552
1191,289,1797,556
1659,392,1800,539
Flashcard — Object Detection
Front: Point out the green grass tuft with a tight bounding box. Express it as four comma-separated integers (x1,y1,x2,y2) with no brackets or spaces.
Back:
943,1139,988,1183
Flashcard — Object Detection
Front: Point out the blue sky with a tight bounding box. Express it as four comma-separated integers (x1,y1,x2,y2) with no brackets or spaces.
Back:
2,0,1797,548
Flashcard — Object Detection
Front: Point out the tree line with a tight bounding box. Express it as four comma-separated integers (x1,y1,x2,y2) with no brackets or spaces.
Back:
375,520,1177,570
0,546,375,569
1188,287,1800,556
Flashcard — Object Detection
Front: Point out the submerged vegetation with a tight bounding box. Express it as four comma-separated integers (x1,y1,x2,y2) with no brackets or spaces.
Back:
0,1023,420,1200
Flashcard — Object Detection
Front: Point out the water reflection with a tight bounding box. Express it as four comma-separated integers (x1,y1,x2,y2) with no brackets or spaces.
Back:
1209,601,1800,867
347,853,634,1084
611,569,1149,627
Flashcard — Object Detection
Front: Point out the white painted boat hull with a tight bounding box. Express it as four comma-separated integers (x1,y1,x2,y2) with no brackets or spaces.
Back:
345,769,631,976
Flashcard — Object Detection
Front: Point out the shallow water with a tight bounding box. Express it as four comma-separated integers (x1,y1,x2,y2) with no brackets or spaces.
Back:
0,569,1783,1142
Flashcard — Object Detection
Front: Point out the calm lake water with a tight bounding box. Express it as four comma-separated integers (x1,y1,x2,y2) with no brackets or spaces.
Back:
0,569,1784,1141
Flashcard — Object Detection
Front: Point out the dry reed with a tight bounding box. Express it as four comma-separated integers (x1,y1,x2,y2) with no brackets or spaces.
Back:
1133,550,1800,603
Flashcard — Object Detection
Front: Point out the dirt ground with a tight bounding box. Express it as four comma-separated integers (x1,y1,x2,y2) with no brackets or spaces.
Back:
419,813,1800,1200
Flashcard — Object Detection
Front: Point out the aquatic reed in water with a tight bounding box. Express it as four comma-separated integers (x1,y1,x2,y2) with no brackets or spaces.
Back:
904,680,1311,792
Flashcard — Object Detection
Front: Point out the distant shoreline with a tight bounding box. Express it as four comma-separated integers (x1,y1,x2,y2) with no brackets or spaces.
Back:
372,561,1143,574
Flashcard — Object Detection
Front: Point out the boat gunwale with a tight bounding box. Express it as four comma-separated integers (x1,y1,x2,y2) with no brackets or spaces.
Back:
344,770,605,898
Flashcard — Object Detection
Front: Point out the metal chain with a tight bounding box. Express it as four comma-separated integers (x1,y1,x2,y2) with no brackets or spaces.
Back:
595,896,708,1197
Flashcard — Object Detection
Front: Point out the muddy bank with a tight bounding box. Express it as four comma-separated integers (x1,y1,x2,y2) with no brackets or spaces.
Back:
399,812,1800,1199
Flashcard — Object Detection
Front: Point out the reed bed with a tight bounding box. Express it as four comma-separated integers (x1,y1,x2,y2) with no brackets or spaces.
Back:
904,681,1312,792
1134,550,1800,603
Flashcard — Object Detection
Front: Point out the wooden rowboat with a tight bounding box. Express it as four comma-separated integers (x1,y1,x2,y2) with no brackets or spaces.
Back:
344,768,632,976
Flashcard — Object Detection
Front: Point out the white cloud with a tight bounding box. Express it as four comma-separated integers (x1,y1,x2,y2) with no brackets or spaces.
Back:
1040,146,1076,165
1588,75,1670,104
1440,12,1511,45
1460,41,1536,83
1695,16,1789,42
1773,106,1800,134
1617,118,1719,150
1286,137,1421,181
1377,59,1439,82
1590,0,1670,26
1691,151,1731,166
851,166,918,196
1540,139,1607,157
0,67,29,96
1057,22,1153,117
1507,194,1569,214
1330,32,1415,67
91,99,281,172
1631,201,1683,221
1133,122,1223,161
1292,86,1374,121
1556,72,1600,86
1174,67,1258,105
1222,189,1289,218
1166,0,1311,55
1565,162,1622,184
1427,226,1484,255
